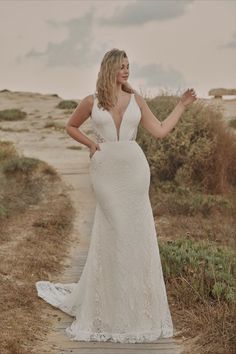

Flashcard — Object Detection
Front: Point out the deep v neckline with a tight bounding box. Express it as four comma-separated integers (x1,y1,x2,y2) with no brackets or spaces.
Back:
107,93,133,141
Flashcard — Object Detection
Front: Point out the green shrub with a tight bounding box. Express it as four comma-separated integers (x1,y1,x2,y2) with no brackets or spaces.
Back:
229,118,236,129
137,94,236,194
155,182,233,216
0,109,27,121
2,157,40,175
56,100,78,109
0,205,8,219
160,237,236,304
0,141,18,161
44,121,65,131
66,145,82,150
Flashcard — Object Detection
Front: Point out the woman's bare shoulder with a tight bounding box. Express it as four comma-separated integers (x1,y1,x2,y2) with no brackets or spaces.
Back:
81,93,95,103
133,92,145,110
77,94,95,109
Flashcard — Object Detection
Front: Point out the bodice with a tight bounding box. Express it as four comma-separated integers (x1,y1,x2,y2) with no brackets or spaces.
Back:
90,93,142,143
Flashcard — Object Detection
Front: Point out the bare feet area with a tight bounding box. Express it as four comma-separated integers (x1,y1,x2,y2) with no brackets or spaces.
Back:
0,90,235,353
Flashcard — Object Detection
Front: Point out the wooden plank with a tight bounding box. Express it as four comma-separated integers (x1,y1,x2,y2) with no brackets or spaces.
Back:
58,350,180,354
46,334,181,349
58,349,181,354
54,335,180,348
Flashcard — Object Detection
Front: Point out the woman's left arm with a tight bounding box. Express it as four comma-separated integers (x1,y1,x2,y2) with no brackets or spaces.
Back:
138,88,197,139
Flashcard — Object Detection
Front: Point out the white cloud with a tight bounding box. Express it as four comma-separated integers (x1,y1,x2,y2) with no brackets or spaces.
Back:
98,0,195,26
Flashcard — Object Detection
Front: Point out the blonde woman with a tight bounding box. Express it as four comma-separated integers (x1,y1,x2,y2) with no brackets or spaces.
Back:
36,48,197,343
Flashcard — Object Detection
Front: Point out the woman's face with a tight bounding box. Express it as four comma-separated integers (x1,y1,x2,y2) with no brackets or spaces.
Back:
116,58,129,84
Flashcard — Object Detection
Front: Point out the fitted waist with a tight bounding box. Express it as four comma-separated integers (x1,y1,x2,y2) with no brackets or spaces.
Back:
97,140,137,145
95,140,141,155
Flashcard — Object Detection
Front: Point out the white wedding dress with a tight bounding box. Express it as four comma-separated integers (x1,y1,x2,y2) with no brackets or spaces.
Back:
35,92,174,343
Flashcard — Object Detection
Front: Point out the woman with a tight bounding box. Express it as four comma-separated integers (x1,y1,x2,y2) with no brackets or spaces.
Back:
36,48,197,343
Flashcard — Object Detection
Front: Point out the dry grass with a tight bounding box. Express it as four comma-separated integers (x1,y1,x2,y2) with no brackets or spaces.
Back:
175,302,235,354
152,191,236,354
0,140,75,353
66,145,83,150
138,93,236,194
0,108,27,121
0,126,29,132
43,120,66,131
139,92,236,354
229,118,236,129
150,183,236,249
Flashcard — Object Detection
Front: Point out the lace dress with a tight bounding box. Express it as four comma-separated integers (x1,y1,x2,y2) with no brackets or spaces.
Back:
35,92,174,343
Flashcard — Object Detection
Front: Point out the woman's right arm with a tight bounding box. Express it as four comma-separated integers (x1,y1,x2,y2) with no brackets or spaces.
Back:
65,95,98,151
66,95,93,147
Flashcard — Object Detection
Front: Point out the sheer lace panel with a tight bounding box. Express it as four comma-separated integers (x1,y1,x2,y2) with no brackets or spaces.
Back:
93,129,136,143
94,130,106,143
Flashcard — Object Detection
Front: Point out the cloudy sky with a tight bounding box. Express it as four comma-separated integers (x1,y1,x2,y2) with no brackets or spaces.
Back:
0,0,235,100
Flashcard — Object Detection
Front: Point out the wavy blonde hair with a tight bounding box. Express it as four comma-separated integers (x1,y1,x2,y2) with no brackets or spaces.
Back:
95,48,137,111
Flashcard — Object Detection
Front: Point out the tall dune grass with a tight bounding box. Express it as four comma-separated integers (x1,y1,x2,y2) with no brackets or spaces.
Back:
137,93,236,194
136,92,236,353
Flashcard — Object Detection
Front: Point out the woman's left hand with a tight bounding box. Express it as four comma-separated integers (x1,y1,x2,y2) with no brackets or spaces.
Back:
180,88,197,107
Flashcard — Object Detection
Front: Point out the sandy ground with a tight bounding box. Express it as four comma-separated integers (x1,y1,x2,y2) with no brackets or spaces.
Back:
0,90,97,243
0,90,235,353
0,90,98,352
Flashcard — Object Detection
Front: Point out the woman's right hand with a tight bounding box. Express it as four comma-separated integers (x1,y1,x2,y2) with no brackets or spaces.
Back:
89,142,101,159
180,88,197,107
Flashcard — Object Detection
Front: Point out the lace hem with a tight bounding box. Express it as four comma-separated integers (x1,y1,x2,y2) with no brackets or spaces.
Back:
35,281,77,317
35,281,174,344
65,327,174,343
